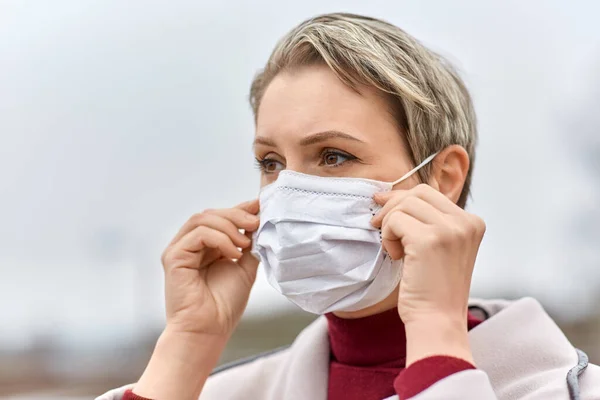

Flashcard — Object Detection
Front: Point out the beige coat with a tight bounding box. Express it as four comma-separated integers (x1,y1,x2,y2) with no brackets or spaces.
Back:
98,297,600,400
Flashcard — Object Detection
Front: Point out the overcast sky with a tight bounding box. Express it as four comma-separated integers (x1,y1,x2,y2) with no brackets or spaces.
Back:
1,0,599,349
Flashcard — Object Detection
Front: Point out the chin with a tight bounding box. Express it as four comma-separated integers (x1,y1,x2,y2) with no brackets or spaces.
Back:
332,288,399,319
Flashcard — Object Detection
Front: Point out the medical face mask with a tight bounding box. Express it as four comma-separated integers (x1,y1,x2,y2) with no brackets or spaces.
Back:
252,153,438,314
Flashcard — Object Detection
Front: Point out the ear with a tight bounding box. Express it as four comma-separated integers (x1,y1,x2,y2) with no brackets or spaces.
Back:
428,145,470,204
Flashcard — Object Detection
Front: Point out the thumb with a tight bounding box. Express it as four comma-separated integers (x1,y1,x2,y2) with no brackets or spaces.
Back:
237,230,259,279
237,251,259,283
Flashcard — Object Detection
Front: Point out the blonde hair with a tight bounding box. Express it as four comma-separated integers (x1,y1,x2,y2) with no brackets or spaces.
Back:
249,13,477,207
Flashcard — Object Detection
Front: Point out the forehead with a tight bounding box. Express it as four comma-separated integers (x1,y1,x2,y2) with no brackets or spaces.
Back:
255,64,401,144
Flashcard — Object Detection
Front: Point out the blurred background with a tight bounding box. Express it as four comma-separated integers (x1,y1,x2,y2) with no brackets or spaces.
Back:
1,0,599,398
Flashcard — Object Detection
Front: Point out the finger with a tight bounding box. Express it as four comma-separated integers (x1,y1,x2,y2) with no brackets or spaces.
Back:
177,226,242,260
170,207,259,246
197,247,222,270
236,228,259,281
235,199,259,215
373,190,397,206
381,211,425,260
374,184,459,219
204,213,252,247
209,208,260,232
371,191,410,227
242,228,254,250
239,229,256,258
409,184,460,214
381,196,445,228
372,190,437,227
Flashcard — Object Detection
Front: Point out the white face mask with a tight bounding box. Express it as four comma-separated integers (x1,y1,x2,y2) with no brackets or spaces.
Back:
252,153,438,314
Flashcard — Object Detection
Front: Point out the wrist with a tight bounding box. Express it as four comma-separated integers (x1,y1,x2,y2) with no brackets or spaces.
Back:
404,315,474,368
163,324,232,343
404,311,467,331
134,328,229,400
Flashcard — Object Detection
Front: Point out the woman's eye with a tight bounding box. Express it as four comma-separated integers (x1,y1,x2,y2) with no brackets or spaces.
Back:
264,160,281,172
256,157,285,173
321,150,355,167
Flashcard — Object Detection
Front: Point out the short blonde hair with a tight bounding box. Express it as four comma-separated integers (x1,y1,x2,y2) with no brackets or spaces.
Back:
249,13,477,207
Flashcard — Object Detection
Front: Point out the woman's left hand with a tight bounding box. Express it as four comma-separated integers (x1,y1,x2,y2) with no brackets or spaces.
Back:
371,184,486,365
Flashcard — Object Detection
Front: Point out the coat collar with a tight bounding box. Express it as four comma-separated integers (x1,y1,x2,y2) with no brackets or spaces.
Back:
286,297,579,400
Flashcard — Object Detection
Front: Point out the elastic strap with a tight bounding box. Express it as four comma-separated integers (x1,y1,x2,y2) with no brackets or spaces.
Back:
391,152,439,186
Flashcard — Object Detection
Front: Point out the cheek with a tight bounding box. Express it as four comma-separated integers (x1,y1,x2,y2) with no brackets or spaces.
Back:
391,174,421,191
260,173,278,188
376,152,417,182
260,175,268,188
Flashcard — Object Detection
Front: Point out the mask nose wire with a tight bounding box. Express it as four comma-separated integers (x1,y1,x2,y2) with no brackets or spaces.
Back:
390,152,439,187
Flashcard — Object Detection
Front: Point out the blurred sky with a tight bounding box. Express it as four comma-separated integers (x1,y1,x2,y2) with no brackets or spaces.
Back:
1,0,600,350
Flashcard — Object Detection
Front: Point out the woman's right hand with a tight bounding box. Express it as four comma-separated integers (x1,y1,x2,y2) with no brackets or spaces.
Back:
161,199,261,337
133,200,261,400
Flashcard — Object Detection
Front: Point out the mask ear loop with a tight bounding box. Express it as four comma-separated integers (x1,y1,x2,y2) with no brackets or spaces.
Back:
390,152,439,186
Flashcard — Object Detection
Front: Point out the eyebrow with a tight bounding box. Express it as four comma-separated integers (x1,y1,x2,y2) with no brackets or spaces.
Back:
253,130,365,148
299,130,365,146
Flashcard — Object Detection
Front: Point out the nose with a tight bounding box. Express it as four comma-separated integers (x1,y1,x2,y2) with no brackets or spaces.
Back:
281,159,312,176
284,158,325,177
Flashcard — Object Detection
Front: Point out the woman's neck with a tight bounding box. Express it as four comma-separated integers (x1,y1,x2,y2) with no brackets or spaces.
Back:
326,307,483,366
326,307,407,366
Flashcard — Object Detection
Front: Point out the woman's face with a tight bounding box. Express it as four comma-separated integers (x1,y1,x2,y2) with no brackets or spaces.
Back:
252,64,469,318
253,64,418,188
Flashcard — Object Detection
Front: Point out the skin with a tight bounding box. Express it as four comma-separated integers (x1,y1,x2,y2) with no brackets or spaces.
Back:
134,64,486,399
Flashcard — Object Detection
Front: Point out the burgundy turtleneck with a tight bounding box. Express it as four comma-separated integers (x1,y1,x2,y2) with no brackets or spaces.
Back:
326,308,483,400
124,311,482,400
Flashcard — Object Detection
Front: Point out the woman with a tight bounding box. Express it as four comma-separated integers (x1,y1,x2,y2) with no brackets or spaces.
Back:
99,13,600,400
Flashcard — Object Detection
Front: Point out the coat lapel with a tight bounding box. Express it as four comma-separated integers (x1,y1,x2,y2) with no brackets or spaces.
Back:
469,297,578,399
280,316,330,400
